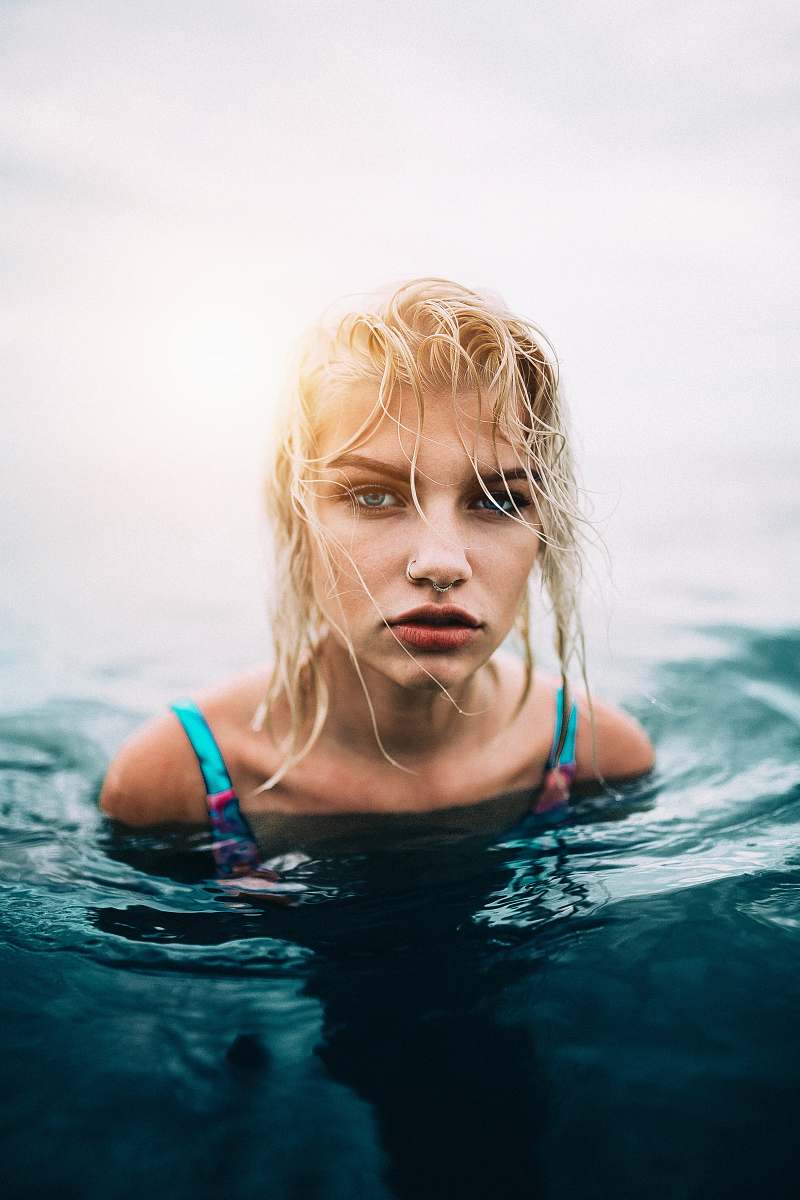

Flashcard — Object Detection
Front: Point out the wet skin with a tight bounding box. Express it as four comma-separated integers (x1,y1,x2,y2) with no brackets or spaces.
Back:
310,384,541,759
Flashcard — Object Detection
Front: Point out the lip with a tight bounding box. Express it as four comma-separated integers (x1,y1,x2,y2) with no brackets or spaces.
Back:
390,624,481,650
389,604,482,628
387,604,483,651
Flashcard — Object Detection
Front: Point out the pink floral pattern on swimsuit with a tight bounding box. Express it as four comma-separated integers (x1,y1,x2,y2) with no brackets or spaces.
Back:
533,762,576,816
208,788,262,875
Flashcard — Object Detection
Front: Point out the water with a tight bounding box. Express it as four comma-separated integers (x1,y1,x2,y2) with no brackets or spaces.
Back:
2,613,800,1198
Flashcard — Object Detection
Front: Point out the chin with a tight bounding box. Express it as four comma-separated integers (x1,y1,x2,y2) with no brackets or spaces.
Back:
389,653,481,693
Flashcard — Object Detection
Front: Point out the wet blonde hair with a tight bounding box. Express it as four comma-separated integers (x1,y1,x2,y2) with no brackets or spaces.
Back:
255,277,586,789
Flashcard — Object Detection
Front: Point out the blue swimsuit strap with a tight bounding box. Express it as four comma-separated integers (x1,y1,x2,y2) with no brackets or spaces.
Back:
547,686,578,769
170,699,261,876
546,686,578,768
531,686,579,817
171,685,578,866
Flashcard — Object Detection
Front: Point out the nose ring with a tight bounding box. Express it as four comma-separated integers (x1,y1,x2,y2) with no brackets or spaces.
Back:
406,560,457,592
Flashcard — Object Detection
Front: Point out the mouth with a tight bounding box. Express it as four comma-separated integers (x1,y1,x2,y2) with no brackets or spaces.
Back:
390,604,481,628
387,605,483,650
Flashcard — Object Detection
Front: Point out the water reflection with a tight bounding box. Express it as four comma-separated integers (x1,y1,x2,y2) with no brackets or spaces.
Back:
87,835,591,1197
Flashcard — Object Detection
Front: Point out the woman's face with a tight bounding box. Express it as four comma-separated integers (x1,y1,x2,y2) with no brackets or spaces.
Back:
311,383,540,693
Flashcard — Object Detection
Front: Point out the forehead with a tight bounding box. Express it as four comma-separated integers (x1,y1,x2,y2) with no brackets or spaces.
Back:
316,382,521,471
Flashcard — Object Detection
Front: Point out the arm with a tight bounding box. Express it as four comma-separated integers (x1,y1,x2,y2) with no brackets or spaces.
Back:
99,711,209,827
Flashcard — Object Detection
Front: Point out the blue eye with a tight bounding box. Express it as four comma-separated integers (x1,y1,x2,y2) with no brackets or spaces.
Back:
354,490,398,509
474,492,530,515
349,487,531,515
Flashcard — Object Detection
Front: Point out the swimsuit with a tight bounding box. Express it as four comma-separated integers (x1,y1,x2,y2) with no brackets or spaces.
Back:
534,685,579,816
170,688,579,877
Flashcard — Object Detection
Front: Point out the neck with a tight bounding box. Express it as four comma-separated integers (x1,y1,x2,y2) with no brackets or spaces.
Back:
317,638,500,762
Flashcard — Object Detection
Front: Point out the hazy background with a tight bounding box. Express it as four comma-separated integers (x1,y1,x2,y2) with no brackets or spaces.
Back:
2,0,798,713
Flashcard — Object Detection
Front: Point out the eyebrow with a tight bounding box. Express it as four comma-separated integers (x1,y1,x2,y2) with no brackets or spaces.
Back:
325,453,535,486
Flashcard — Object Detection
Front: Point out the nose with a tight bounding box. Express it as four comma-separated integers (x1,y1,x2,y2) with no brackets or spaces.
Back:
406,513,472,590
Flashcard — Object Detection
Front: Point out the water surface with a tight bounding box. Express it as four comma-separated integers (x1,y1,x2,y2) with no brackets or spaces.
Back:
2,618,800,1199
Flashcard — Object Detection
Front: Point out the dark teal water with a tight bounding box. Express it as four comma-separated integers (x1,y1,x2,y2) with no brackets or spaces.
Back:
2,624,800,1199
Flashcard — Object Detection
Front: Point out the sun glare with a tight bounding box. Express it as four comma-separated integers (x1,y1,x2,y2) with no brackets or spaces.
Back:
167,310,264,396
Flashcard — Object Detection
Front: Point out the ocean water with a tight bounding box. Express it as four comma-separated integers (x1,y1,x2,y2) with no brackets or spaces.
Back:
2,445,799,1200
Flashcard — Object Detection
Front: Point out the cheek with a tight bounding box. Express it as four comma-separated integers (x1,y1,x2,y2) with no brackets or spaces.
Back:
485,525,540,572
486,531,539,615
527,533,541,573
309,516,393,614
319,504,396,570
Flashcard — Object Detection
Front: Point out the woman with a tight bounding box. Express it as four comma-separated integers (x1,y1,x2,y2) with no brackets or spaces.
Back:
100,278,653,876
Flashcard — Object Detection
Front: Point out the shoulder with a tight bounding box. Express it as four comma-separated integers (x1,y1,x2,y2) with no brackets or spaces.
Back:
99,707,209,826
99,666,273,827
571,691,654,784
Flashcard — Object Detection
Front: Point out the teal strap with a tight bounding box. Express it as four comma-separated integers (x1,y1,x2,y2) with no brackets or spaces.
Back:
549,687,578,768
171,699,234,796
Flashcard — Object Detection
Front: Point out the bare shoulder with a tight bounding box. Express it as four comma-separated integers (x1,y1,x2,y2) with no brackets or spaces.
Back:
99,665,273,827
573,691,654,785
98,708,209,826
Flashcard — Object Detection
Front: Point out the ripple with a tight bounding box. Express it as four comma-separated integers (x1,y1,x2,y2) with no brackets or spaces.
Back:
2,626,800,976
737,875,800,936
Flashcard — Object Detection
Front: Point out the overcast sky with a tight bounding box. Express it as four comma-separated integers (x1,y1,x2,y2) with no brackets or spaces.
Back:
2,1,798,659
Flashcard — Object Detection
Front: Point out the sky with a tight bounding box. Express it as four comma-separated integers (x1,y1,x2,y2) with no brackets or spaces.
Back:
2,0,799,698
